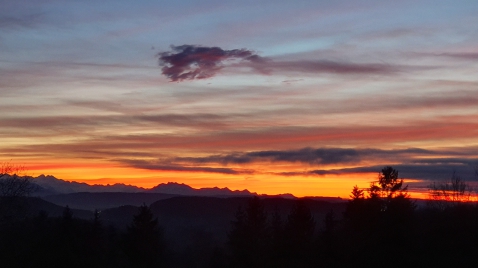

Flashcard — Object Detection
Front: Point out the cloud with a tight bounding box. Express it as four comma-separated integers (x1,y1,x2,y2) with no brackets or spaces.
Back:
0,13,44,30
173,147,448,166
249,59,397,76
435,52,478,60
5,118,478,161
305,162,478,182
119,159,254,175
158,44,398,81
119,148,478,180
158,45,262,81
409,51,478,62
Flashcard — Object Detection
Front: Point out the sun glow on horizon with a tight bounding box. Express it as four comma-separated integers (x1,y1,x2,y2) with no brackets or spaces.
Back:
20,160,434,199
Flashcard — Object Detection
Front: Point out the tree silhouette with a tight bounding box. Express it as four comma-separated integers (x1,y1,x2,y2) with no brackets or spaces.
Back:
269,207,283,251
124,204,164,268
370,166,408,199
228,196,269,268
343,166,415,267
285,200,315,243
428,171,473,209
0,163,36,222
350,185,364,200
282,200,315,266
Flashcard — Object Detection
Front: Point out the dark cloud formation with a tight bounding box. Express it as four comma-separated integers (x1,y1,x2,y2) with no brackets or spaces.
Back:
174,147,436,165
158,44,398,81
410,51,478,61
304,162,478,182
164,147,478,180
250,60,396,76
436,52,478,60
158,45,262,81
0,13,44,29
119,159,254,175
119,149,478,181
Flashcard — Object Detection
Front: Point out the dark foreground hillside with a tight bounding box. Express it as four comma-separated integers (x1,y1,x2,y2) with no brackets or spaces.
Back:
2,195,478,267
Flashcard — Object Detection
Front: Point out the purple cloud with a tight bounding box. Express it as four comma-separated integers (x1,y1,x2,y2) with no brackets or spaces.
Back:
158,45,262,81
158,44,398,81
0,13,44,30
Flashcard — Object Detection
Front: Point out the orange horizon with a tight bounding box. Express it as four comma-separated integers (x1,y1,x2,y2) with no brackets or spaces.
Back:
22,162,432,199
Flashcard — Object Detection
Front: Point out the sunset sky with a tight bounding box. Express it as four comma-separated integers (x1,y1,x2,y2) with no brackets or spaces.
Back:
1,0,478,198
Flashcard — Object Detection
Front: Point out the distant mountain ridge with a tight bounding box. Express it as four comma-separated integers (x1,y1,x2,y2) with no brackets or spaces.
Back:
149,182,253,197
32,174,143,195
29,174,259,198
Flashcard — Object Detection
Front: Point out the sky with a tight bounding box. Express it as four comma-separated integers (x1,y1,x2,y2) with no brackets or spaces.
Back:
1,0,478,198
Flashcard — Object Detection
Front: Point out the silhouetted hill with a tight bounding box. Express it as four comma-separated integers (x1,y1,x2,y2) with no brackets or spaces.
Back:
100,196,347,249
42,192,178,210
2,197,94,219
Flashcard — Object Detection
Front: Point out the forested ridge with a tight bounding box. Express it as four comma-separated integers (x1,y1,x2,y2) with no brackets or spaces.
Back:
2,166,478,267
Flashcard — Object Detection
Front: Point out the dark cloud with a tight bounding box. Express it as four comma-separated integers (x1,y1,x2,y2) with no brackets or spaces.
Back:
170,147,478,181
250,60,396,76
282,79,303,84
302,162,478,182
158,45,262,81
119,159,254,175
175,147,437,165
0,13,44,29
410,52,478,61
158,44,398,81
436,52,478,60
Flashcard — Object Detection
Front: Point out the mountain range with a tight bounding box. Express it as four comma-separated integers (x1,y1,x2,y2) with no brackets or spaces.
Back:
31,174,257,197
23,174,310,210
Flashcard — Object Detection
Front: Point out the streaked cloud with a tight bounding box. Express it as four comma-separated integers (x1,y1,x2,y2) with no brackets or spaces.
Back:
304,163,478,182
248,59,398,76
119,159,254,175
114,147,478,184
173,147,434,165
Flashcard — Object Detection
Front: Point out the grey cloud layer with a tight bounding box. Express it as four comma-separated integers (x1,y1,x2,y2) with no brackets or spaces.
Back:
173,147,473,166
119,147,478,179
303,163,478,182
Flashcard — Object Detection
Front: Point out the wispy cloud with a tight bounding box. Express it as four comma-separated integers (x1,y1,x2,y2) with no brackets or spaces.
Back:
435,52,478,60
4,117,478,160
248,59,397,76
409,51,478,61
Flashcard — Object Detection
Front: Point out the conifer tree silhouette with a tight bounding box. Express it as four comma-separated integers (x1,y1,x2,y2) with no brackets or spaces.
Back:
283,200,315,265
228,197,269,268
124,204,164,268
